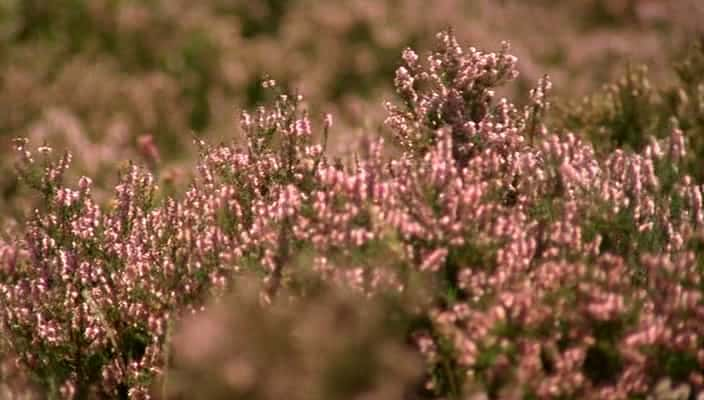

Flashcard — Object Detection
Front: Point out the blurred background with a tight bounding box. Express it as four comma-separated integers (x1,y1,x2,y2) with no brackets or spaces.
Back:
0,0,702,219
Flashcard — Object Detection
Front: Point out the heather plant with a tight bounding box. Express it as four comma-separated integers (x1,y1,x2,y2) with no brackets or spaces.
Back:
400,33,704,399
3,143,168,398
0,82,339,397
2,28,704,400
380,30,704,399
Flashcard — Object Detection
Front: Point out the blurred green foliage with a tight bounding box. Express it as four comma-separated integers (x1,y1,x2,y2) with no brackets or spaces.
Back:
558,37,704,180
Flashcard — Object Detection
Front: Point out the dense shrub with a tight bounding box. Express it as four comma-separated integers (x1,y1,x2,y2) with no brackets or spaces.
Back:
1,29,704,400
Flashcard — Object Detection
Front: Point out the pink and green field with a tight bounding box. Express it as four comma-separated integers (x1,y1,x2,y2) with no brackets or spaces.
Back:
1,1,704,399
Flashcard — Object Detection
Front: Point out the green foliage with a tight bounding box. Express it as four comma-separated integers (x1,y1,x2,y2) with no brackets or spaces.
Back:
559,40,704,181
559,64,663,152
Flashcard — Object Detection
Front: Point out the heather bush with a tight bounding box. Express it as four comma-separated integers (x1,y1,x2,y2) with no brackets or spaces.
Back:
0,84,334,397
379,31,704,399
1,28,704,400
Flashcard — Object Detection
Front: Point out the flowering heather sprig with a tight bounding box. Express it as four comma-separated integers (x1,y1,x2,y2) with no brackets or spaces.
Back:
12,137,72,200
385,30,531,166
194,83,332,301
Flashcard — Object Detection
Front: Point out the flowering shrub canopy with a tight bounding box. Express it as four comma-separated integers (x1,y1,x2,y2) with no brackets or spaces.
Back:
1,29,704,400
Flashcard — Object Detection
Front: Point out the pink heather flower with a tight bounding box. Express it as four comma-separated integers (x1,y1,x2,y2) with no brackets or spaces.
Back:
420,247,448,272
323,113,333,130
137,134,160,166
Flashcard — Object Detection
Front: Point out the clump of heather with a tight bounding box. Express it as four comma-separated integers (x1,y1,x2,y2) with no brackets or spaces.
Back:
3,140,175,398
380,31,704,399
0,82,343,398
1,29,704,400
